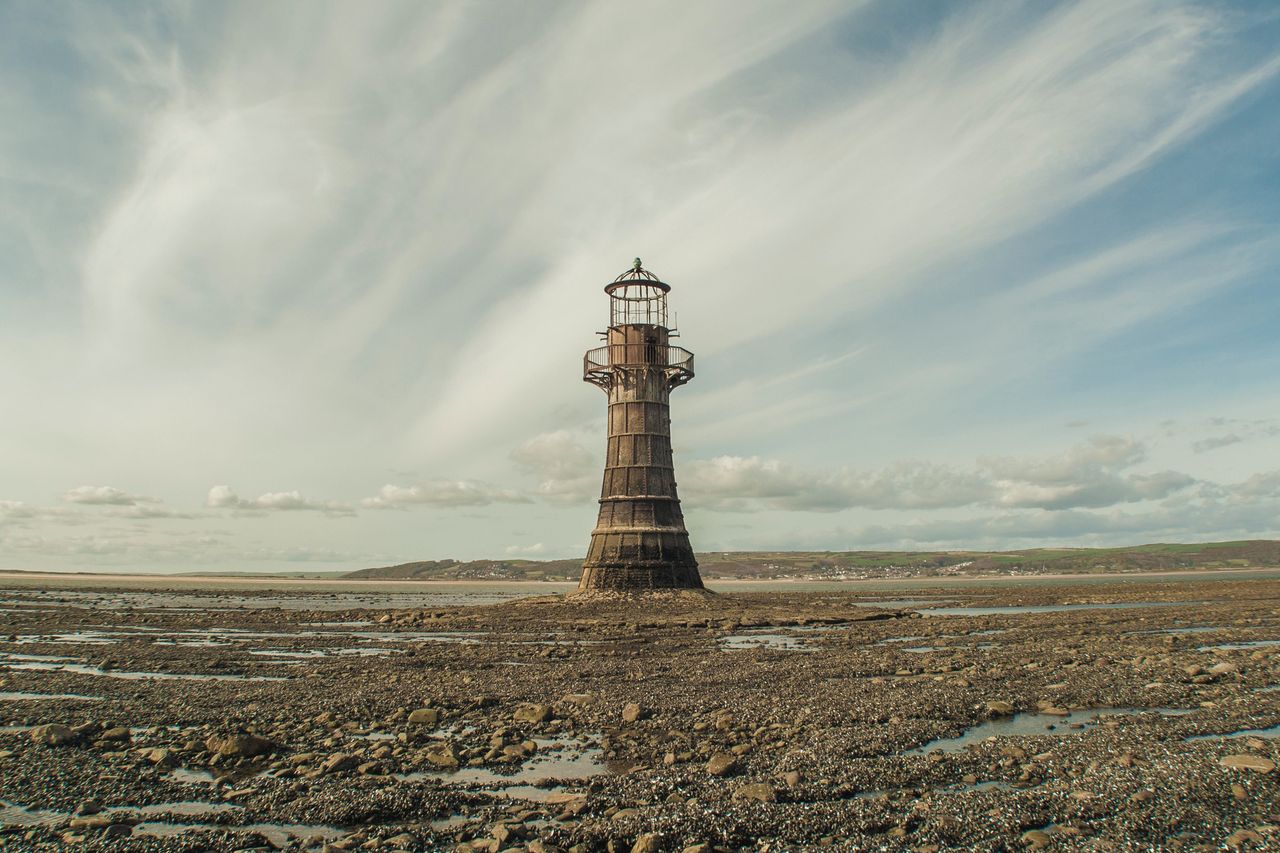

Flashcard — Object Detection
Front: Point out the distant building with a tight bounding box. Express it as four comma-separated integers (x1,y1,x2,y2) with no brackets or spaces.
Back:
577,260,704,592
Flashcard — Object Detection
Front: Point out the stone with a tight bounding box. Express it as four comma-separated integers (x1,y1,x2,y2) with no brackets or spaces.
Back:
205,733,276,758
30,724,75,746
621,702,645,723
706,752,738,777
98,726,130,742
146,748,177,768
425,742,459,768
986,701,1015,716
562,693,594,705
1226,829,1263,848
407,708,439,726
321,753,359,774
783,770,802,788
1220,754,1275,773
631,834,661,853
513,703,552,724
733,782,776,803
1020,829,1052,849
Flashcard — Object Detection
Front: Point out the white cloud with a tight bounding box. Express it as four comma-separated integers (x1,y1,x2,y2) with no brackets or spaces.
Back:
510,430,597,504
360,482,531,510
206,485,354,516
505,542,547,556
685,436,1196,514
62,485,155,506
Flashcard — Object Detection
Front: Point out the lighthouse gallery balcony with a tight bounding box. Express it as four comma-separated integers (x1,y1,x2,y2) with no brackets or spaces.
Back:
583,344,694,389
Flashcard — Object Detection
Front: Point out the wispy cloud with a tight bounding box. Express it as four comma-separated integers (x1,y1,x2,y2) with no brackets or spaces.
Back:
360,482,530,510
62,485,156,506
1,1,1278,569
206,486,354,517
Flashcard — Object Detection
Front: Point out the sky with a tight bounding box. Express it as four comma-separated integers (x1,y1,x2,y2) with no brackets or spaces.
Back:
3,0,1280,573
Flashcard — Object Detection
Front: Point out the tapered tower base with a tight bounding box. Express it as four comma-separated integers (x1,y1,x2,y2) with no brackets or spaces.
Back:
577,561,705,593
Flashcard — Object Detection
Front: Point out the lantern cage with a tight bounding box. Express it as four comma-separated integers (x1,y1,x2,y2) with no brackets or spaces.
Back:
604,261,670,328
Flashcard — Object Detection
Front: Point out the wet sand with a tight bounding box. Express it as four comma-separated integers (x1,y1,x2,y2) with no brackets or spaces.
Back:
0,575,1277,851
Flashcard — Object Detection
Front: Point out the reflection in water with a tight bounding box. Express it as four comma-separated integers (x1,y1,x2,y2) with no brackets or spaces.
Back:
913,708,1194,754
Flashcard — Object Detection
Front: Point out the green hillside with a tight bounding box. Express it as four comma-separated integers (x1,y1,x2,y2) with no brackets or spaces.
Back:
346,540,1280,580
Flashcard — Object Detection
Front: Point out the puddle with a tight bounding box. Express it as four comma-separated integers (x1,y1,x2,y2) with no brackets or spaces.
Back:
949,780,1020,793
912,708,1195,754
1185,724,1280,741
168,768,218,784
395,735,612,796
1196,640,1280,651
0,588,542,611
1127,626,1223,636
133,819,345,846
247,647,398,658
902,646,944,654
0,799,344,847
918,602,1191,616
720,633,812,651
1,660,286,682
0,691,102,701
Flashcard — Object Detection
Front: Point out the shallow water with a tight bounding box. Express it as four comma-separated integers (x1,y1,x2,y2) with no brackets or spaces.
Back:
0,691,101,702
395,734,611,796
719,633,812,651
912,707,1195,754
1,659,286,682
1195,640,1280,651
918,602,1192,617
1184,724,1280,741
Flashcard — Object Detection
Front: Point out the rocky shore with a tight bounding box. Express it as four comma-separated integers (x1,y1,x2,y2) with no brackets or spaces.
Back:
1,577,1277,851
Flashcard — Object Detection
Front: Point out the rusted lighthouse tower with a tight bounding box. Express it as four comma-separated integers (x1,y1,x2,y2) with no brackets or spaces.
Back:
578,260,704,592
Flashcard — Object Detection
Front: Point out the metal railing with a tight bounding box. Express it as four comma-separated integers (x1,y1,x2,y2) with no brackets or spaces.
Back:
584,345,694,388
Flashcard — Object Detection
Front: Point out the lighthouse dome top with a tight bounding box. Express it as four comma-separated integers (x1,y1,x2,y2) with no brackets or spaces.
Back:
605,258,670,294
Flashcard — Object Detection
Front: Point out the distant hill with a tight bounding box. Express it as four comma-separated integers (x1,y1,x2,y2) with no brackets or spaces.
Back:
345,558,584,581
346,540,1280,580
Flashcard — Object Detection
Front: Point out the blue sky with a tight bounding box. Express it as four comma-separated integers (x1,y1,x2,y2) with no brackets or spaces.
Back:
3,0,1280,572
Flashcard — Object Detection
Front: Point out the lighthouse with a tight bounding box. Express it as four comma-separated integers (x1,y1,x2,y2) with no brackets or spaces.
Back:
578,260,705,592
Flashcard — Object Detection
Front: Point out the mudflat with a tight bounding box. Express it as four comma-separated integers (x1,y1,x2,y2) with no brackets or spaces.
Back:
0,575,1277,851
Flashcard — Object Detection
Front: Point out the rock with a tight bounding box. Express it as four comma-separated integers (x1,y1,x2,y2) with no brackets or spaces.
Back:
733,782,776,803
146,748,177,768
561,693,593,705
631,834,661,853
621,702,645,723
783,770,802,788
706,752,738,777
321,753,359,774
986,701,1015,716
30,724,76,746
1210,662,1238,675
1226,829,1263,848
513,703,552,724
204,733,276,758
424,742,459,768
76,801,102,816
98,726,131,742
1020,829,1052,849
407,708,439,726
1220,754,1275,773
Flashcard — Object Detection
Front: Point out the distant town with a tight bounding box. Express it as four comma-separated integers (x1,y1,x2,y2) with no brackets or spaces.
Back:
345,539,1280,581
